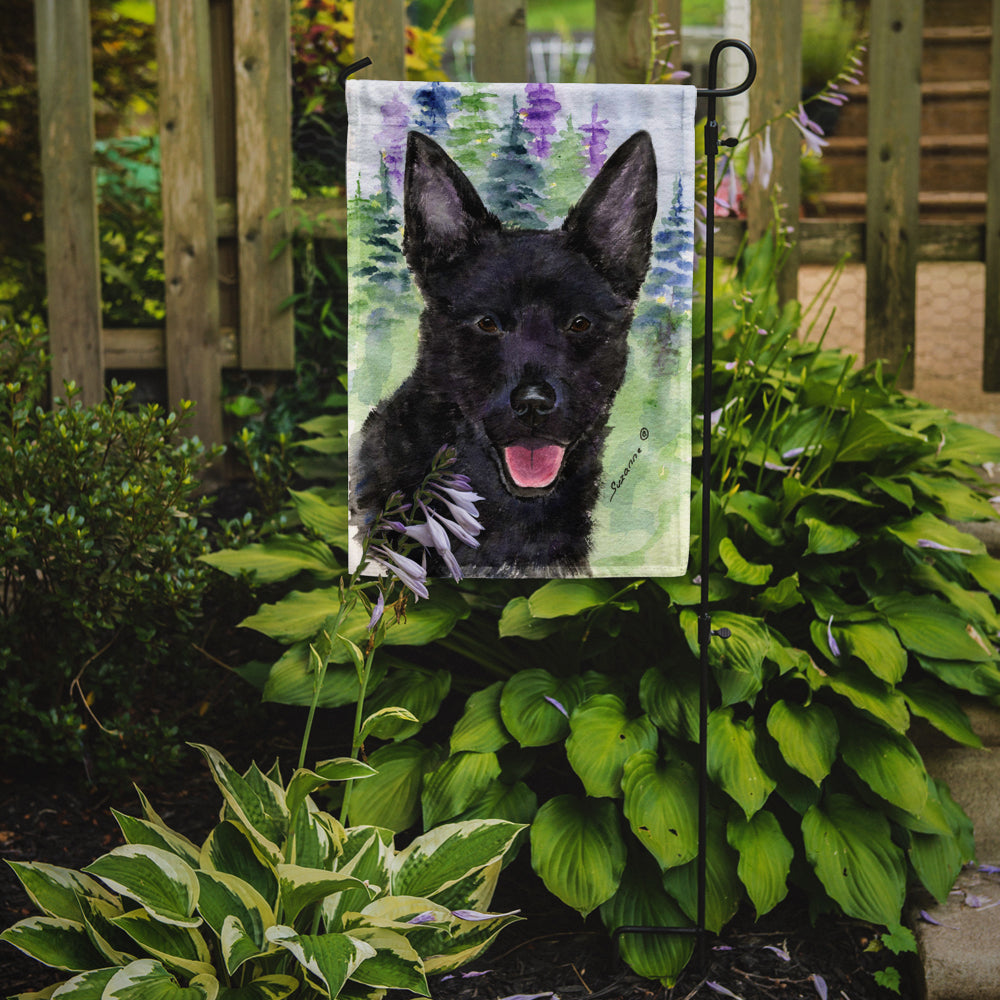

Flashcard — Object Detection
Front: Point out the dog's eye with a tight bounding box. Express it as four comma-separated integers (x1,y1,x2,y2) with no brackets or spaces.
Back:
568,316,592,333
477,316,500,334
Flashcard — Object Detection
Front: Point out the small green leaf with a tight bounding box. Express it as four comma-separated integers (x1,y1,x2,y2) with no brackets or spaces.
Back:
530,795,626,917
497,597,564,639
718,537,773,585
499,670,584,747
288,489,348,546
347,740,441,832
765,700,838,786
707,707,776,818
421,751,502,829
803,517,859,556
639,664,699,742
200,536,342,584
527,579,617,618
450,682,511,754
359,706,421,742
727,811,793,917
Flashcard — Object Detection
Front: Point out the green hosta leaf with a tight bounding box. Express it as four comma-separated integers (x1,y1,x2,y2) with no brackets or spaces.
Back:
530,795,626,917
839,718,929,816
260,643,388,709
346,926,428,994
453,779,538,827
288,489,349,546
901,680,982,748
916,655,1000,697
111,908,214,978
835,410,927,463
835,621,907,684
727,811,793,918
195,871,273,974
450,682,511,754
265,926,375,998
112,812,201,868
724,490,784,545
421,751,502,828
277,865,374,925
639,664,699,742
347,740,442,832
527,579,617,618
0,916,107,971
661,810,741,933
808,660,910,732
200,536,341,584
392,820,524,901
216,975,299,1000
680,610,770,706
765,700,838,786
707,707,776,818
906,472,998,522
886,512,985,557
362,667,451,740
866,474,914,509
655,573,737,606
103,959,218,1000
599,853,694,987
191,746,287,862
802,517,859,556
200,822,278,910
499,670,584,747
910,562,1000,633
83,846,200,928
802,793,906,926
621,751,698,871
565,695,658,798
4,862,118,923
497,596,565,639
967,553,1000,597
755,573,804,614
874,594,995,662
718,537,772,585
909,812,966,906
935,421,1000,464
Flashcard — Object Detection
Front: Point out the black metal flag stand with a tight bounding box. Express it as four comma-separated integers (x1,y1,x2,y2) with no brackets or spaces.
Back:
340,37,758,975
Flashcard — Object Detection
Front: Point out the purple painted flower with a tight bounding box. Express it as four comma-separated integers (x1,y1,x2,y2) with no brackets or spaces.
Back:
578,103,610,178
523,83,562,158
375,87,410,191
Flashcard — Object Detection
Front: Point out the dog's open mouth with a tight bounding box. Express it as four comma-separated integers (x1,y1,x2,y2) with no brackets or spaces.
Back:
502,439,566,490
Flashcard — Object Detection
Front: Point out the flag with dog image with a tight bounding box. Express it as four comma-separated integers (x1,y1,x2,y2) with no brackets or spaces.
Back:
346,80,696,579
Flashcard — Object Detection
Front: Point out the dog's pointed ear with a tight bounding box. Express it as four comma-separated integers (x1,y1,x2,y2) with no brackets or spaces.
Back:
403,131,499,270
563,130,657,300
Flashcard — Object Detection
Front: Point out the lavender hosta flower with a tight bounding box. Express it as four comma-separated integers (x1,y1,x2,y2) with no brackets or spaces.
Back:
791,103,829,157
428,503,480,549
367,589,385,631
747,124,774,191
370,545,430,600
917,538,973,555
544,695,569,718
827,616,841,658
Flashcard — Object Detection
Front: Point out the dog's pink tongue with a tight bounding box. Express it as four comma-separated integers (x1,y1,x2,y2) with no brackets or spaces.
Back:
504,443,565,488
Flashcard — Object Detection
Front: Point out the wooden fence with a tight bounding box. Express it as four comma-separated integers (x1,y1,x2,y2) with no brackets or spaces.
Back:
33,0,1000,445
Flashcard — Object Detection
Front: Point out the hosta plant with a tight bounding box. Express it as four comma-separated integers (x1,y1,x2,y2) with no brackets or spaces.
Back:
1,744,523,999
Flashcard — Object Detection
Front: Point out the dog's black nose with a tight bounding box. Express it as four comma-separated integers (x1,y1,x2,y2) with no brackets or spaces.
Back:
511,381,556,420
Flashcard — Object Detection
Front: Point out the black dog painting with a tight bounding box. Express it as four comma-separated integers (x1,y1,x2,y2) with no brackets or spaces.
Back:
346,82,697,579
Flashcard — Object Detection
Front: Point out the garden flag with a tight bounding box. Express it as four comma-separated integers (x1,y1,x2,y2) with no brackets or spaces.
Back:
346,80,696,579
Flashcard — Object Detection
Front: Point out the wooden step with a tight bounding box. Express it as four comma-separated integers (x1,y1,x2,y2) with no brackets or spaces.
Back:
813,190,987,222
822,134,989,193
922,25,993,83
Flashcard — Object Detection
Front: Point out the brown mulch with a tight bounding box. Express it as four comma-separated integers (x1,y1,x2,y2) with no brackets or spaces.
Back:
1,741,913,1000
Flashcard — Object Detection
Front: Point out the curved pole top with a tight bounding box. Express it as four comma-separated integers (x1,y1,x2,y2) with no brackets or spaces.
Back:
697,39,756,99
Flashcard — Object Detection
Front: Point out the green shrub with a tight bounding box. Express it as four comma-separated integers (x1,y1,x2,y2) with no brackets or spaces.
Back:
210,232,1000,985
1,743,524,998
0,317,220,783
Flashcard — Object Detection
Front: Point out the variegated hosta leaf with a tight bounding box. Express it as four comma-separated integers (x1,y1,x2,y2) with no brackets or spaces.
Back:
83,845,200,928
661,810,742,934
499,670,585,747
214,974,300,1000
102,958,218,999
599,853,694,987
265,926,375,998
44,966,118,997
110,908,214,979
621,751,699,871
345,926,429,995
565,695,658,799
391,820,524,901
4,861,118,922
421,906,523,975
802,793,906,926
277,865,376,925
765,700,838,786
727,810,793,918
78,894,136,966
112,810,202,868
200,822,278,910
421,751,502,829
0,916,107,972
529,795,626,917
195,871,274,974
706,707,776,819
288,801,343,870
450,681,511,754
190,745,287,863
323,829,393,931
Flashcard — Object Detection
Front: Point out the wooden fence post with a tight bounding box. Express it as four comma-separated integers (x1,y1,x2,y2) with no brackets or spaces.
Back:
474,0,527,82
34,0,104,405
865,0,923,390
746,0,801,306
233,0,294,370
983,0,1000,391
354,0,406,80
157,0,223,445
595,0,677,85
